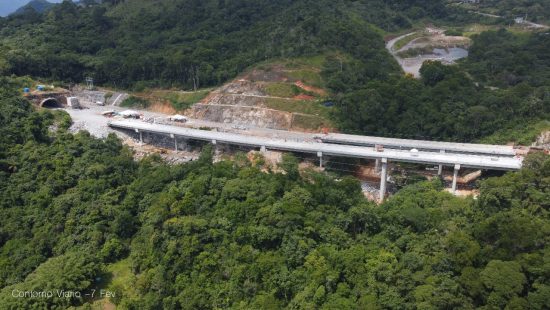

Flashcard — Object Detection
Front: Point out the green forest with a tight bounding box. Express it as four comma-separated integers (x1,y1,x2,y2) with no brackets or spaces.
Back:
328,28,550,141
0,0,548,141
473,0,550,24
0,0,550,309
0,76,549,309
0,0,409,88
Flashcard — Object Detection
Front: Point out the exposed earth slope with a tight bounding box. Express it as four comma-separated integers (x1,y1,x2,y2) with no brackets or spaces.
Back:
186,58,332,131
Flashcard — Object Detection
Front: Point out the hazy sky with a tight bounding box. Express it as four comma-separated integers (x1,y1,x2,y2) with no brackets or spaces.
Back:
0,0,63,17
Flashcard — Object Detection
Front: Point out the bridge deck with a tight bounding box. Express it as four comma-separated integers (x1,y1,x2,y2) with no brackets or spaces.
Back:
109,120,522,171
316,133,516,156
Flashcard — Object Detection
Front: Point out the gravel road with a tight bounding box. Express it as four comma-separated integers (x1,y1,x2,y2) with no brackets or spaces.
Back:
63,102,318,143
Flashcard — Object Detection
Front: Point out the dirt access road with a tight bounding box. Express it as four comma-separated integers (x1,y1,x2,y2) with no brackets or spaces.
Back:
386,31,435,77
386,28,469,77
471,11,549,29
64,103,317,143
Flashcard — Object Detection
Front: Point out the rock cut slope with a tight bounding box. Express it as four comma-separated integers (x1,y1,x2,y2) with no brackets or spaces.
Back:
186,59,333,131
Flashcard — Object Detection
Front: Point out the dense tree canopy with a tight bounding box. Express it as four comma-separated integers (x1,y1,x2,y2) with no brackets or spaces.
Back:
0,1,546,142
0,0,548,308
475,0,550,24
0,0,426,89
0,78,549,308
329,29,550,141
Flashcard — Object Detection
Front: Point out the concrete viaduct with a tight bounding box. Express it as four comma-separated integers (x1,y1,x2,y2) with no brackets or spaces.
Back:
109,120,523,202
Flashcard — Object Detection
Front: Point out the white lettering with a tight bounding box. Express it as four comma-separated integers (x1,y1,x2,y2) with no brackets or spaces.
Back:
11,289,54,298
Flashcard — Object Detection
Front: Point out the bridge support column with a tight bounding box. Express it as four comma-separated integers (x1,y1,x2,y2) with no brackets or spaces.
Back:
438,150,445,175
170,134,177,152
212,139,221,155
261,145,267,153
375,159,380,173
135,129,143,145
452,164,460,194
379,158,388,202
317,152,323,168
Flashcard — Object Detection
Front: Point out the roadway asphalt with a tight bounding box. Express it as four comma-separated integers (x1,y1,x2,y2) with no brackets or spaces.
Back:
109,120,523,171
318,133,516,156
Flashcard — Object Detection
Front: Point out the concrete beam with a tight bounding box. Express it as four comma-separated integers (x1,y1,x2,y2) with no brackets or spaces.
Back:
169,134,178,152
379,158,388,202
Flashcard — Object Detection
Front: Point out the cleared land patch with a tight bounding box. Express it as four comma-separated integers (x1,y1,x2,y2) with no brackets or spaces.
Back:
186,55,334,131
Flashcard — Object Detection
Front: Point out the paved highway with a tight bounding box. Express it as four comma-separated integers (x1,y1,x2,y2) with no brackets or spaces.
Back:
109,120,522,171
316,133,516,156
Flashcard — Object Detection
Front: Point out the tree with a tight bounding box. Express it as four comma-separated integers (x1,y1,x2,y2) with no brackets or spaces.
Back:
480,260,526,308
0,252,101,309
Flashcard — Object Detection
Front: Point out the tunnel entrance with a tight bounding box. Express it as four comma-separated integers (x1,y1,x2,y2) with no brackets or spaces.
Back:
40,98,62,108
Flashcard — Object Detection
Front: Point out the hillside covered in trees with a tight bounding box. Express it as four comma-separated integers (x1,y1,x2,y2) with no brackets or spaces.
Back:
0,76,549,309
472,0,550,24
0,1,549,307
1,0,548,142
0,0,420,88
331,30,550,141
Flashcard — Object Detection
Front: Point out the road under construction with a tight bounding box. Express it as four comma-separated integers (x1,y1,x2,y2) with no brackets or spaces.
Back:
109,120,523,202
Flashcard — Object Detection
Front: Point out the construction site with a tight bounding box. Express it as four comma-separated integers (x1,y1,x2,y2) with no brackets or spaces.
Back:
23,66,544,203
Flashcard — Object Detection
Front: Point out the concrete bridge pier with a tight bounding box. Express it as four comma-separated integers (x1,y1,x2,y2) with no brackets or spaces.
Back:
375,159,380,173
212,139,218,153
261,145,267,153
135,129,143,145
379,158,388,202
452,164,461,194
170,134,178,152
317,152,323,168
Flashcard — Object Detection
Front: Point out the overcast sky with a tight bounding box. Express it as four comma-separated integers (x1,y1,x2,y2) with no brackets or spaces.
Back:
0,0,63,17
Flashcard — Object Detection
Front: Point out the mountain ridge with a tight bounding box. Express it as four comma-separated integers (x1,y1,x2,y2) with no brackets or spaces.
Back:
13,0,56,15
0,0,63,16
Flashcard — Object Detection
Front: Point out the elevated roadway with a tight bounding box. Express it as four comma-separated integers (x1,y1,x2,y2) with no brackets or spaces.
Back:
109,120,523,201
315,133,516,156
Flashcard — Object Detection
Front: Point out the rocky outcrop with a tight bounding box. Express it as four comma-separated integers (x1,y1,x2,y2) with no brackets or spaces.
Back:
187,104,292,130
203,93,266,106
187,65,327,130
534,131,550,149
210,80,266,97
187,76,293,129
